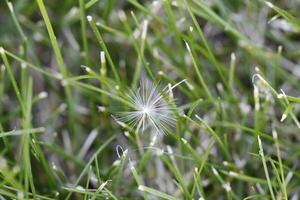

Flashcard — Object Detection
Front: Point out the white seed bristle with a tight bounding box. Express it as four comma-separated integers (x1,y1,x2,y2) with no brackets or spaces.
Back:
17,192,24,199
1,64,5,72
185,80,194,90
255,66,260,72
277,94,284,99
55,72,63,80
266,1,274,8
268,15,279,24
231,53,236,61
58,103,67,112
141,20,148,40
38,91,48,99
171,1,178,6
21,63,27,69
75,186,85,192
130,161,136,171
156,148,164,156
100,68,106,75
223,183,232,192
223,161,229,166
150,134,157,146
0,157,7,170
97,106,106,112
123,149,128,157
52,162,57,170
212,167,219,176
0,47,5,54
167,145,173,154
86,15,92,22
285,171,293,185
8,2,14,12
61,80,68,86
229,171,238,177
100,51,106,64
278,45,283,53
83,66,91,73
257,136,263,154
111,115,126,127
99,181,108,191
133,29,140,39
168,83,174,99
138,185,145,191
194,167,198,173
254,86,260,111
116,145,124,158
272,129,278,139
158,70,164,75
185,41,191,52
181,138,187,144
113,160,120,166
124,131,130,137
118,10,127,21
280,113,287,122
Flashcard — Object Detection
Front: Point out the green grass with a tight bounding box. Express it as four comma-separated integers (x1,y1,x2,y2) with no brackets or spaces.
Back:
1,0,300,199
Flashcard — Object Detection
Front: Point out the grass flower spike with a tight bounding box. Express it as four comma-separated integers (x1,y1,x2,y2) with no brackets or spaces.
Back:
117,80,178,135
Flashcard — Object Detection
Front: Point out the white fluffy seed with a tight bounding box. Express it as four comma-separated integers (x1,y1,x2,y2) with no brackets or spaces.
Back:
38,91,48,99
86,15,92,22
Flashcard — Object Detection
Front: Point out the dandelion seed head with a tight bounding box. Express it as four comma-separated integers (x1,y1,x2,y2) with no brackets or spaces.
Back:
117,80,178,135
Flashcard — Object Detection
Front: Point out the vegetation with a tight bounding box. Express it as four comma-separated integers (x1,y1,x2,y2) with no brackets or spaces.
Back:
1,0,300,199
